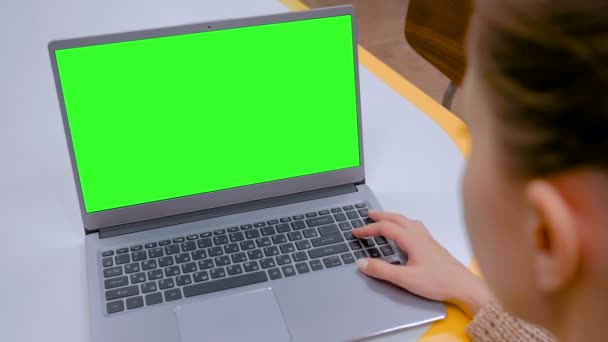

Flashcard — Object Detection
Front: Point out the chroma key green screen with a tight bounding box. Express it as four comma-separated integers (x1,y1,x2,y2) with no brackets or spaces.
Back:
54,15,361,213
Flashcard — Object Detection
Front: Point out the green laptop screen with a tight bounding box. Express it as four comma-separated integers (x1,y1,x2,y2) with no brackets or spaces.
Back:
54,15,360,213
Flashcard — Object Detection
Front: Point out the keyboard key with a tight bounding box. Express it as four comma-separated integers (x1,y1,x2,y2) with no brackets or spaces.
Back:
318,224,339,235
247,249,263,260
339,222,352,231
229,232,245,242
124,263,140,274
302,228,319,238
145,242,158,249
346,211,359,220
208,247,223,257
116,248,129,254
197,238,212,249
227,226,240,233
309,259,324,271
308,243,349,259
101,250,114,257
287,231,303,241
254,222,266,228
210,268,226,279
276,255,292,265
295,240,311,250
240,240,255,251
105,276,128,289
349,240,363,250
243,261,260,272
105,285,139,301
193,271,209,282
181,262,198,273
318,210,330,216
282,265,296,277
159,278,175,290
107,300,124,314
305,212,317,218
365,218,374,224
358,209,369,217
191,250,207,260
330,207,342,213
275,224,291,233
380,245,395,256
341,253,356,264
295,262,310,274
272,234,287,245
159,240,171,246
141,282,157,293
231,252,247,263
255,237,272,247
351,219,364,228
164,266,180,277
245,229,261,239
292,214,305,220
130,245,143,252
290,221,306,230
355,203,367,208
310,232,344,247
175,253,191,264
215,256,231,266
165,245,180,255
343,231,355,240
183,271,269,298
214,229,226,235
279,243,296,254
374,236,388,245
213,235,228,245
147,269,163,280
260,226,276,236
173,237,185,243
260,258,276,269
367,248,382,258
343,205,354,211
187,234,199,240
268,268,282,280
323,256,342,268
164,288,182,302
224,243,239,254
362,238,375,248
181,241,196,252
115,254,130,265
132,251,147,262
158,256,174,267
279,217,292,223
334,213,347,222
267,219,279,225
130,272,146,284
102,257,113,267
148,247,164,258
145,292,163,306
226,264,243,276
176,275,193,286
306,216,334,227
126,296,144,310
263,246,279,257
292,251,308,262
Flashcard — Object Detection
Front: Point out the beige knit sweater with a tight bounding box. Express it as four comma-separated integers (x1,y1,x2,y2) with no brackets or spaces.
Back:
467,301,557,341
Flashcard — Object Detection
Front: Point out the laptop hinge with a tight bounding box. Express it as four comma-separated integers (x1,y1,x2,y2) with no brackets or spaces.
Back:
98,183,358,239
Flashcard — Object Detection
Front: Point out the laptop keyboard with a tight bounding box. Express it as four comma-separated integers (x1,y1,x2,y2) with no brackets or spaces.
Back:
100,203,396,315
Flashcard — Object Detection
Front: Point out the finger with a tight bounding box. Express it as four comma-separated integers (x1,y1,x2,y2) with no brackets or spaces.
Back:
356,258,409,285
352,221,412,251
368,210,409,226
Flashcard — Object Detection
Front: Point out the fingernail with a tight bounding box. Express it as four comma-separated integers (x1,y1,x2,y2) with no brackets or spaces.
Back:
356,258,368,271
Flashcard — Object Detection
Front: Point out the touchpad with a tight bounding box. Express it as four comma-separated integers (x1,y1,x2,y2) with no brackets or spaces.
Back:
175,288,291,342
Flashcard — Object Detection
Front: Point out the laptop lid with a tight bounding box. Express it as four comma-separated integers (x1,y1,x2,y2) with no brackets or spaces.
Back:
48,6,365,232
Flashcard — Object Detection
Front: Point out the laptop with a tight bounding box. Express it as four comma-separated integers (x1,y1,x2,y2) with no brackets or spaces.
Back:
48,5,445,342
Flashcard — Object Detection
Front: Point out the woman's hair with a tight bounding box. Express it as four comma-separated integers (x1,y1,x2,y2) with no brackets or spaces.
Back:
472,0,608,178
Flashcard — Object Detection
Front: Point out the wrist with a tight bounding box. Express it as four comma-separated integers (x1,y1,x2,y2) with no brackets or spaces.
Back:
447,275,493,319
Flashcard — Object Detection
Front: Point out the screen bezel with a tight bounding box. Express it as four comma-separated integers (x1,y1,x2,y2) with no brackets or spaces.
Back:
48,6,365,232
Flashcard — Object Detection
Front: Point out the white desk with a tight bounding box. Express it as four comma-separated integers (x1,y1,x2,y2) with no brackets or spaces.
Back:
0,1,470,341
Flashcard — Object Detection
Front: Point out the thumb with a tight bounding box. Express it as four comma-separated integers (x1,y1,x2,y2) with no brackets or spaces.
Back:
356,258,408,285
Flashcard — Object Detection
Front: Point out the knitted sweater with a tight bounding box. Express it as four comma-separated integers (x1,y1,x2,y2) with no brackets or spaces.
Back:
467,301,557,341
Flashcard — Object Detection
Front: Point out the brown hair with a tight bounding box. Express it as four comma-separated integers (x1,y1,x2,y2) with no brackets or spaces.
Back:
471,0,608,178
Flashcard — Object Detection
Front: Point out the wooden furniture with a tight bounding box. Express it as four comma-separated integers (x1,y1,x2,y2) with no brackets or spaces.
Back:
405,0,472,109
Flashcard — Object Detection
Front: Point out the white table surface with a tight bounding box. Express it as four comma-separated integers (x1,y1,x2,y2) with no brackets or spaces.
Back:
0,0,470,341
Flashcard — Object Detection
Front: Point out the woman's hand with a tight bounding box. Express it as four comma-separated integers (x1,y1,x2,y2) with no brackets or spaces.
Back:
353,210,493,318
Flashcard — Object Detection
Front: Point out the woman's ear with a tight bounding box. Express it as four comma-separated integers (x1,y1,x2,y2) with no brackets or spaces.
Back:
526,179,580,294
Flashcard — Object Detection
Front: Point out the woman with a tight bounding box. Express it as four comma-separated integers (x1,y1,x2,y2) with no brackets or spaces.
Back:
353,0,608,341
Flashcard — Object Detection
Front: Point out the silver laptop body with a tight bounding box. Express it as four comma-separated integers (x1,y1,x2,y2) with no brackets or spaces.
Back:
48,6,445,342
